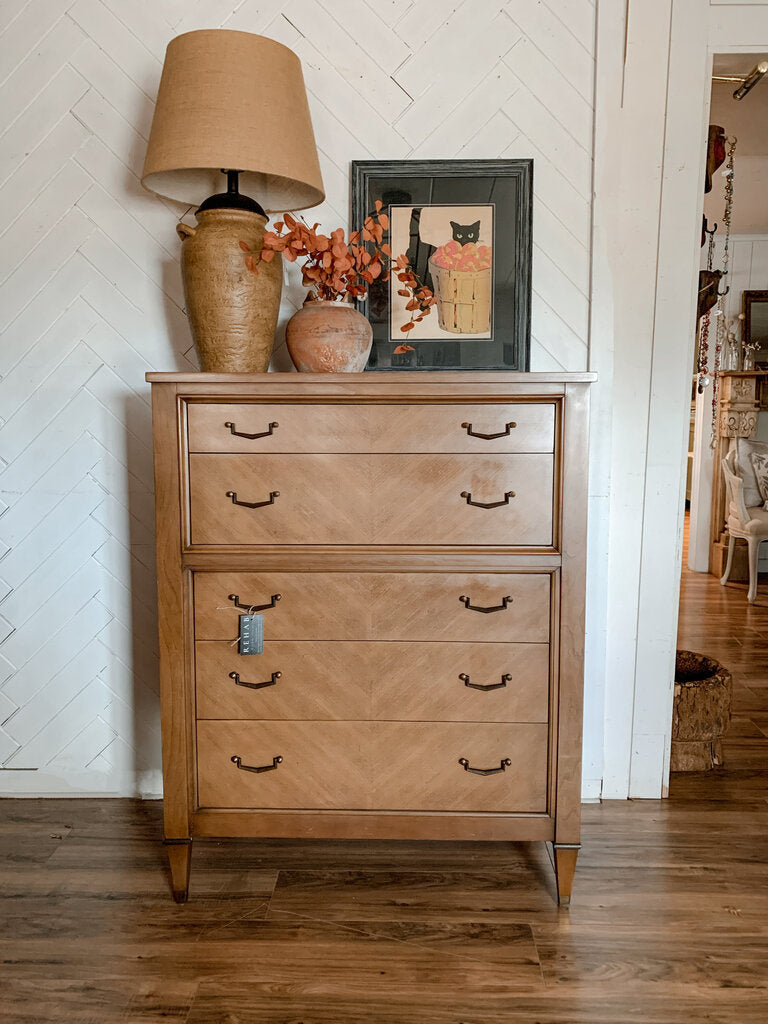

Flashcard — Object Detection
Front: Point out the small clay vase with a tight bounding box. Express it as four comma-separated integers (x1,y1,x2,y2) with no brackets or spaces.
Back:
176,208,282,372
285,298,373,372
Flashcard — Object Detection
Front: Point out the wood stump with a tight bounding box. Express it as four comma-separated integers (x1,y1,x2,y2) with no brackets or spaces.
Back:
671,650,732,771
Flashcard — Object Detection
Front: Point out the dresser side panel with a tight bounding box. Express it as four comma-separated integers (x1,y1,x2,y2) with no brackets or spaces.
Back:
555,383,590,844
152,383,194,839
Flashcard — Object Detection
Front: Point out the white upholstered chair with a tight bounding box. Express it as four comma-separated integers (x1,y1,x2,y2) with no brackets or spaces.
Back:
720,448,768,603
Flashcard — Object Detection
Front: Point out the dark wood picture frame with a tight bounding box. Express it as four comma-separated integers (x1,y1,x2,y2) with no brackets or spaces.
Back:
744,289,768,369
352,159,532,371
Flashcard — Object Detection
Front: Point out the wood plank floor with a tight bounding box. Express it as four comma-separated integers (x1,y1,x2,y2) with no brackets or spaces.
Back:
2,535,767,1022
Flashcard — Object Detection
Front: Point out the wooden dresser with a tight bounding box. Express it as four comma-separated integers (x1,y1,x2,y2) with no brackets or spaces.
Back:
148,371,594,904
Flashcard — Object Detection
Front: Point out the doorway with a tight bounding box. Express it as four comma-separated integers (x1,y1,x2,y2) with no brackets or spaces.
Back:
675,52,768,791
688,55,768,583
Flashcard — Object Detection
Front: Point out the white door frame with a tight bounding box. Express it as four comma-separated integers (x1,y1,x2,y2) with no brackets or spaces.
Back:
594,0,768,798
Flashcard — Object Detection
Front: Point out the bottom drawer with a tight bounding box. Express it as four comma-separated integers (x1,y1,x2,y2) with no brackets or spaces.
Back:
197,721,548,813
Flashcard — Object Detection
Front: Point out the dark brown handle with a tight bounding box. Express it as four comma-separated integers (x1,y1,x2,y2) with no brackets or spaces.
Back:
231,754,282,774
224,420,278,439
461,490,515,509
459,757,511,776
226,490,279,509
228,593,281,612
461,421,516,440
459,595,512,614
460,673,511,692
230,671,281,690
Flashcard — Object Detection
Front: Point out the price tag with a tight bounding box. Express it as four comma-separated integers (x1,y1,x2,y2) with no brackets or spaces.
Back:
238,614,264,655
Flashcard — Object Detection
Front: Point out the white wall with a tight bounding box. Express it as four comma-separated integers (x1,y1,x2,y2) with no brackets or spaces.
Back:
705,157,768,233
0,0,596,795
706,234,768,325
3,0,766,802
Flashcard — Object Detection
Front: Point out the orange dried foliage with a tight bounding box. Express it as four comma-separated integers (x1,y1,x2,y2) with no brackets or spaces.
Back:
240,201,435,332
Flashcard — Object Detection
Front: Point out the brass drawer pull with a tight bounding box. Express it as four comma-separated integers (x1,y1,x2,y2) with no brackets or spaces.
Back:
224,420,278,439
231,754,282,774
460,672,511,692
226,489,279,509
461,421,516,440
461,490,515,509
459,757,511,776
459,595,512,614
228,593,281,612
230,670,281,690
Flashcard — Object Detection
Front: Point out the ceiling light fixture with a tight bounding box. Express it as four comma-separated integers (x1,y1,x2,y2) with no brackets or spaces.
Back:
712,60,768,100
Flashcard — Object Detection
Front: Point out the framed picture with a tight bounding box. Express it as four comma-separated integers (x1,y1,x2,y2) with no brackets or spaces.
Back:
352,159,532,371
744,289,768,369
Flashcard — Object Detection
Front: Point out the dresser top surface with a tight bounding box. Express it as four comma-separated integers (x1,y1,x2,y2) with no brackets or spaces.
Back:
146,371,597,384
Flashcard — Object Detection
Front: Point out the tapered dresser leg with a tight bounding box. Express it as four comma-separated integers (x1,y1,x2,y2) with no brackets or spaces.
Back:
165,838,192,903
553,843,580,907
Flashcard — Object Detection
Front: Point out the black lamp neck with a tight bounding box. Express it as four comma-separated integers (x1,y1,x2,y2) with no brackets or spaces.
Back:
196,169,266,217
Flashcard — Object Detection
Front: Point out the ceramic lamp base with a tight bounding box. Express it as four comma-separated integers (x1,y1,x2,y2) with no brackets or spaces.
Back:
177,207,282,372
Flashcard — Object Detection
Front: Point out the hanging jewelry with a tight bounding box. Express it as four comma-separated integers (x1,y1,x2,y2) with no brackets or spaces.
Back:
710,136,737,447
697,224,717,392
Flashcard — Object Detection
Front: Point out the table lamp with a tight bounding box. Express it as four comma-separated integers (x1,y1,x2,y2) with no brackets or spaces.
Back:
142,30,325,372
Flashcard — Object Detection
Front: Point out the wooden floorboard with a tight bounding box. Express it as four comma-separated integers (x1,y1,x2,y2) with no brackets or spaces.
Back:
2,519,767,1022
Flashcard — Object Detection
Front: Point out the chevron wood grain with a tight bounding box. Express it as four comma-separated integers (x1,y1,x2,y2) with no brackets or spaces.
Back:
370,721,549,812
0,0,595,796
197,718,549,812
188,452,554,546
187,400,557,454
195,639,550,722
193,571,552,643
197,719,371,809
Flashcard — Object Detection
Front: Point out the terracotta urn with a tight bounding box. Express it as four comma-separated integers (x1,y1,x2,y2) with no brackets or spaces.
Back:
285,298,373,372
176,208,282,372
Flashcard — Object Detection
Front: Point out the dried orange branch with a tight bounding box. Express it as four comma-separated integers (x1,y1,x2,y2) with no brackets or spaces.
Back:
240,203,435,334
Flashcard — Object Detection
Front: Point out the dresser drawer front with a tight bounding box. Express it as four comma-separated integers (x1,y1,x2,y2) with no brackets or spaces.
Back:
373,722,548,812
197,721,369,809
195,640,549,722
188,402,556,454
189,453,554,547
194,572,551,643
197,721,548,813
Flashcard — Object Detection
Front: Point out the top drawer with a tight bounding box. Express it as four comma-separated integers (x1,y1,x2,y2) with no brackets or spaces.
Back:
187,402,556,454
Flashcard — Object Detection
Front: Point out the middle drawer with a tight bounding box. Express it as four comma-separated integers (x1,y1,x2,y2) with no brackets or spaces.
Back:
188,453,554,547
196,640,550,722
194,572,552,643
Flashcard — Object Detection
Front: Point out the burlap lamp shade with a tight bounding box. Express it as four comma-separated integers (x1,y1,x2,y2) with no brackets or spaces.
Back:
142,30,324,211
142,29,325,373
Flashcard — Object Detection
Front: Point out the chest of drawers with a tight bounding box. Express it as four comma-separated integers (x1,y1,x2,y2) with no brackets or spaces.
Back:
148,371,593,904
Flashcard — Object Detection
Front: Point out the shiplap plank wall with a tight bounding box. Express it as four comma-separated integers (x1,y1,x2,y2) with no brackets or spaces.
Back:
704,235,768,324
0,0,595,795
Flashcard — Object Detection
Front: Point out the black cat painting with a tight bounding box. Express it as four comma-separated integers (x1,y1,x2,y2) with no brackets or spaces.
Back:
405,212,482,293
387,203,493,340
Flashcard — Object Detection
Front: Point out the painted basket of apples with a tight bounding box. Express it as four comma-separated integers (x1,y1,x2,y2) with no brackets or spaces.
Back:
429,241,492,334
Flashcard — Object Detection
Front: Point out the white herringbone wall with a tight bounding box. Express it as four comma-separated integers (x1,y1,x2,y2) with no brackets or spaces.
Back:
0,0,595,795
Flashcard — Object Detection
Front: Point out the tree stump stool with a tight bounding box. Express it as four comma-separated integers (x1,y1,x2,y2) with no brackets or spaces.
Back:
671,650,732,771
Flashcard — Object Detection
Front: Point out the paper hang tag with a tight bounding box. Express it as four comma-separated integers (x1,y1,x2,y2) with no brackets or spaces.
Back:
238,614,264,655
